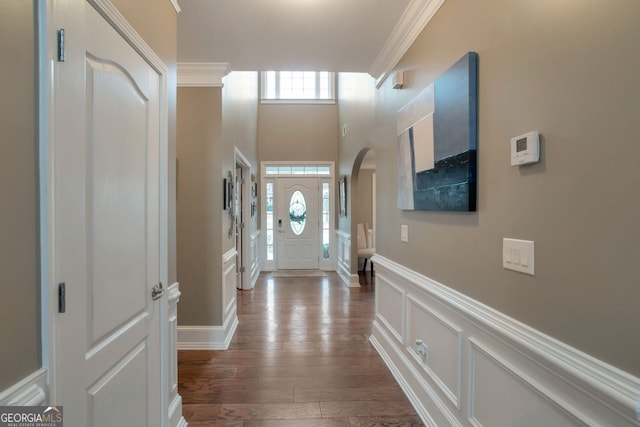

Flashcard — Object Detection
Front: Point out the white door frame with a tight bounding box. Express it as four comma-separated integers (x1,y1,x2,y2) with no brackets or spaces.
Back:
260,162,335,271
235,148,252,289
41,0,170,421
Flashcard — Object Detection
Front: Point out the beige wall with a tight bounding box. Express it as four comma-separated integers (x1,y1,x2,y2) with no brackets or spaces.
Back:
0,0,39,391
176,87,223,325
258,103,338,163
177,72,259,326
356,170,374,230
110,0,178,284
337,73,377,271
223,72,260,241
342,0,640,375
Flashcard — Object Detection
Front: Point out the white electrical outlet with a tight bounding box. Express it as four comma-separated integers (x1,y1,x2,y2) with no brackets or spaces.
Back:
401,225,409,242
503,238,535,275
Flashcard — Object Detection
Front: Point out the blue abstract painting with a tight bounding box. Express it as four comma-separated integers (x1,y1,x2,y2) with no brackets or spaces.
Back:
397,52,478,211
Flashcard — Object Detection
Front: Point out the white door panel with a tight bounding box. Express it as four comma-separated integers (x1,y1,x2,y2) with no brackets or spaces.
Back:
87,55,151,345
53,3,162,426
277,178,319,269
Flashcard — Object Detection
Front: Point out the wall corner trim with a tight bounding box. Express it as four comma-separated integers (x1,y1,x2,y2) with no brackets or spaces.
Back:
168,282,181,305
168,393,187,427
170,0,181,13
348,274,361,287
0,369,47,406
369,0,447,88
177,63,230,87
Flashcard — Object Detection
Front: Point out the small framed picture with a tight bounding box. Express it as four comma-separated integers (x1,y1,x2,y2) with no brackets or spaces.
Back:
223,178,228,210
339,176,347,216
227,179,233,210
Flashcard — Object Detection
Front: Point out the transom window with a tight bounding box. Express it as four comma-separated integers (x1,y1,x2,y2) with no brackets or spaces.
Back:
261,71,335,103
265,164,331,176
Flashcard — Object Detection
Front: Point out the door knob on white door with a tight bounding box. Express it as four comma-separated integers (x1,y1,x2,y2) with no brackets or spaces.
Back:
151,282,164,300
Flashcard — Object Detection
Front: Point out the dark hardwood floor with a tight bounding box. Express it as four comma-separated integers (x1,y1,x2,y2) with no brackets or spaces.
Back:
178,270,423,426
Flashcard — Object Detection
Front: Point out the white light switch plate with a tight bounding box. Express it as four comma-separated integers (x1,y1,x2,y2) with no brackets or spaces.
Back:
401,225,409,242
503,238,534,275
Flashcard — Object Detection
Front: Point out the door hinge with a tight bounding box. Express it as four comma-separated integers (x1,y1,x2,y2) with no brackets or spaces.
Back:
57,29,65,62
240,222,245,230
239,266,246,273
58,282,66,313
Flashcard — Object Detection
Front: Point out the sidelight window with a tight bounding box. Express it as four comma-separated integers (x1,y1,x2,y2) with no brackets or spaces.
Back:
266,183,274,260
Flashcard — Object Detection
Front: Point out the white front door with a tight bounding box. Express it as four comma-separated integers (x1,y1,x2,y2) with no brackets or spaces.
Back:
277,177,319,269
52,2,164,426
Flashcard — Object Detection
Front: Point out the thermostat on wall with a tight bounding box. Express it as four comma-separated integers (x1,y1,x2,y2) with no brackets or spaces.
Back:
510,131,540,166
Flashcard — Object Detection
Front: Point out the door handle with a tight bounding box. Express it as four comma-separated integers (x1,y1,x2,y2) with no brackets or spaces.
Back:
151,282,164,300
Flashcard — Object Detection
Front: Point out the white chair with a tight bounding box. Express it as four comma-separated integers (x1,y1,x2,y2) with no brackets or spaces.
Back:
357,223,375,273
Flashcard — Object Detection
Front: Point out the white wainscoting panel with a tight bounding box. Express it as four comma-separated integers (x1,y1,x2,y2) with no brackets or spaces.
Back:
250,230,260,290
223,248,238,321
167,283,186,427
406,295,463,409
336,230,359,287
0,369,47,406
370,255,640,427
468,338,588,427
376,273,405,344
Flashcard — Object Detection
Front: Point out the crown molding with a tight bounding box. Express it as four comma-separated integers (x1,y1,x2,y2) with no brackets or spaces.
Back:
369,0,447,88
170,0,181,13
177,63,229,87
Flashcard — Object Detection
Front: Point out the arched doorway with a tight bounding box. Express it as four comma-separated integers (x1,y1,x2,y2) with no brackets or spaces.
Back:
350,148,376,277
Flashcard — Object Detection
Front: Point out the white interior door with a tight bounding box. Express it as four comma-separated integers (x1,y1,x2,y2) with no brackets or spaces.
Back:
235,165,243,289
277,177,319,269
52,2,163,426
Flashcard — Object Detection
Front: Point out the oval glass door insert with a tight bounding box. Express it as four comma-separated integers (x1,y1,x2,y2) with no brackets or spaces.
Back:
289,190,307,235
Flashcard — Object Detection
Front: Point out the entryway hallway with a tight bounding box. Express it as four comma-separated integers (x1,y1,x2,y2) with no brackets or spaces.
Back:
178,271,424,426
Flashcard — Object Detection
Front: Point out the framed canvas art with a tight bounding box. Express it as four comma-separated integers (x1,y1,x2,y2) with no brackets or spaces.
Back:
397,52,478,211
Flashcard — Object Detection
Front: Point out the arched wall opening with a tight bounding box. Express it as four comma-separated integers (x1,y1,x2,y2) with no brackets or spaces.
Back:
350,147,376,275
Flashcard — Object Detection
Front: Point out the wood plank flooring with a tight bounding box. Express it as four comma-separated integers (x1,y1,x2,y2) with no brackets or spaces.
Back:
179,271,423,426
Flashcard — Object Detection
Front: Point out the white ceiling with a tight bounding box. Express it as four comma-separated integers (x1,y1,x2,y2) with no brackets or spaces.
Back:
177,0,412,73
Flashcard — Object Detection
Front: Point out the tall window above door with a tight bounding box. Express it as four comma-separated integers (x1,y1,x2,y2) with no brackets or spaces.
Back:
261,71,335,104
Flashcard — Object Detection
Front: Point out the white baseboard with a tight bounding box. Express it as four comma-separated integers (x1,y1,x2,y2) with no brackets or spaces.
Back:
372,255,640,427
337,265,360,288
177,312,238,350
0,369,47,406
336,257,360,288
347,273,360,287
370,332,440,427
